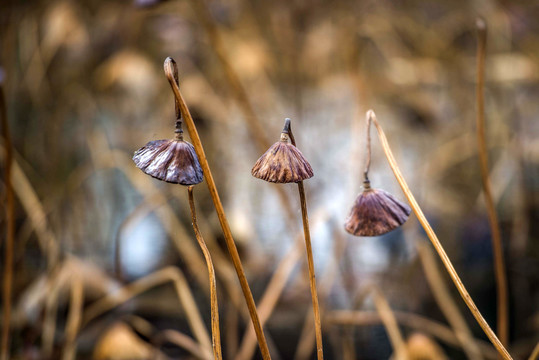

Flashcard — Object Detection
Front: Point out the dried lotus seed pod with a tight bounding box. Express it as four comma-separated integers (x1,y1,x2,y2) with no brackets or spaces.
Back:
345,181,411,237
252,129,313,184
133,139,203,186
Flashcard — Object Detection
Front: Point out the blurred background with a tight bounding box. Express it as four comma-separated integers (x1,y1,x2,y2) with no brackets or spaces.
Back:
1,0,538,359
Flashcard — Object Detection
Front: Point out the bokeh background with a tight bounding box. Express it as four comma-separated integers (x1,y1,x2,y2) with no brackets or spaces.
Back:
1,0,538,359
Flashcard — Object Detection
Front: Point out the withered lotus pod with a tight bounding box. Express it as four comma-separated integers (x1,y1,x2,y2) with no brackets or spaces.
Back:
251,120,313,183
345,181,411,237
133,138,203,185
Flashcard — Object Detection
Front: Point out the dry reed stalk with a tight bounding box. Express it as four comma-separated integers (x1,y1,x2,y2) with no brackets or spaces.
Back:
475,18,509,346
8,156,59,265
156,330,213,360
164,57,271,360
366,109,512,359
369,286,408,360
188,186,223,360
0,85,13,360
82,266,212,354
42,266,65,357
0,147,59,270
326,310,499,360
416,241,484,360
125,315,212,360
62,271,84,360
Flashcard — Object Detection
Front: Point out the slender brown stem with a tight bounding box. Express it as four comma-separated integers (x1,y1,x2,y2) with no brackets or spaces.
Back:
476,18,509,347
188,186,223,360
62,272,84,360
297,181,324,360
364,114,372,183
164,57,271,360
366,110,512,359
82,266,211,351
169,58,184,140
287,121,324,360
0,85,14,360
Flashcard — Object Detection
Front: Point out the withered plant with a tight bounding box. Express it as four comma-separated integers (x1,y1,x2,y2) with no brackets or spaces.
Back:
252,118,324,360
163,57,271,359
360,109,512,359
133,59,222,360
344,110,411,237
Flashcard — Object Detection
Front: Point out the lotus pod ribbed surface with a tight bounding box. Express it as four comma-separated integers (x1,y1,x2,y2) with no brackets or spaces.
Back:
251,141,313,183
133,139,203,185
345,188,411,236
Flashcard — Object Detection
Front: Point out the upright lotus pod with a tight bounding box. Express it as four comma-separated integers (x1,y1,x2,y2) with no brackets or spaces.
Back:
345,111,411,236
252,118,324,360
131,59,222,360
251,121,313,183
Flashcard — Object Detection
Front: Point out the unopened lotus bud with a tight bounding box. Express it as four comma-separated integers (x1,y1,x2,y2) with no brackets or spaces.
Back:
133,138,203,185
345,180,411,236
251,119,313,183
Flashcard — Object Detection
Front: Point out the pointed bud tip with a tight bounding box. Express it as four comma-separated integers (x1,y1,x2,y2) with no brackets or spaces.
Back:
282,118,291,133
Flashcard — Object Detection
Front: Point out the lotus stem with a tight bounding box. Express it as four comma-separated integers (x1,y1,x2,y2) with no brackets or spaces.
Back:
366,109,512,359
287,122,324,360
364,113,372,184
188,186,222,360
164,57,271,360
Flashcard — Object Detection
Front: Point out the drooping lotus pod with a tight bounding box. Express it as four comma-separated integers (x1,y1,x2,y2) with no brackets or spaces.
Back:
133,138,203,185
252,131,313,184
345,182,411,236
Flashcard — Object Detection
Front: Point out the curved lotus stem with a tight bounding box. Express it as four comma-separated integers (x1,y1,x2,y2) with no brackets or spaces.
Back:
188,186,222,360
367,109,512,359
164,57,271,360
